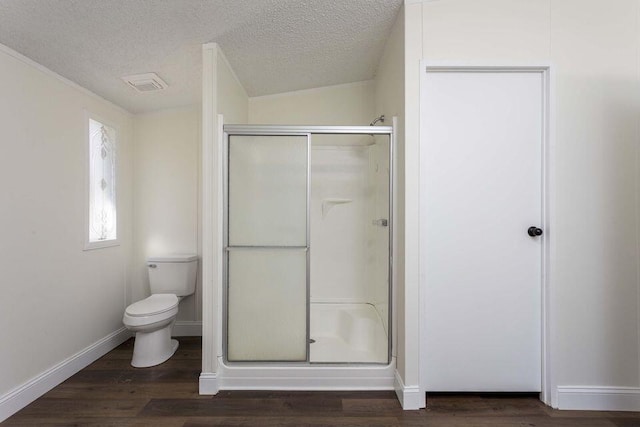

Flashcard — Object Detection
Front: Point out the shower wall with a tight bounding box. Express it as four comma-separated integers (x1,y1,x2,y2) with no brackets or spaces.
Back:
309,134,390,321
310,138,372,303
248,80,381,309
369,137,391,333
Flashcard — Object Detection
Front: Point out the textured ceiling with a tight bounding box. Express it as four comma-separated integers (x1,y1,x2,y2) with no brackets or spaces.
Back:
0,0,402,114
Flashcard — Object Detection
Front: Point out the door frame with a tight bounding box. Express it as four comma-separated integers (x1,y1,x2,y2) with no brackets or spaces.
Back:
418,62,555,406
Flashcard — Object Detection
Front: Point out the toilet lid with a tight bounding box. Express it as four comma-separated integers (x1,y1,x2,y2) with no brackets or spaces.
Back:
126,294,179,317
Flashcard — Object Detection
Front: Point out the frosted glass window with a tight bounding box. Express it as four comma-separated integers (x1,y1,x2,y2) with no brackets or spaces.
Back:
228,135,307,246
227,249,307,362
88,118,117,245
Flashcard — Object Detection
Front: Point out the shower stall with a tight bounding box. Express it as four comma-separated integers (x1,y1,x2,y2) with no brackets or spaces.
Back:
222,124,393,370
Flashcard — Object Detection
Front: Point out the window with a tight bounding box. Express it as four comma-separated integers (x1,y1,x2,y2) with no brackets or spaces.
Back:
86,116,117,249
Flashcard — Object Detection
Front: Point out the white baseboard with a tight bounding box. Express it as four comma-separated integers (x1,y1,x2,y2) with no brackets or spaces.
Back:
199,372,220,395
557,386,640,411
394,370,425,410
173,321,202,337
0,327,131,422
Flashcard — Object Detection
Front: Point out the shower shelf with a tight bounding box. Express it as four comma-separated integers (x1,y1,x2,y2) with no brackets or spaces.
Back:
321,198,352,218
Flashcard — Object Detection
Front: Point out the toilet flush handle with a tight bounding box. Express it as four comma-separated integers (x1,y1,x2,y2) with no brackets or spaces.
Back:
148,264,157,268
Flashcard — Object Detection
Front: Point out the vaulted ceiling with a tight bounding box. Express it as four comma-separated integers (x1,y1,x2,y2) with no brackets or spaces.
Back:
0,0,402,113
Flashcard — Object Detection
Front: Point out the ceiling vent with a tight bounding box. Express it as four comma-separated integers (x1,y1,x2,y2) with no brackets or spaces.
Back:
121,73,168,93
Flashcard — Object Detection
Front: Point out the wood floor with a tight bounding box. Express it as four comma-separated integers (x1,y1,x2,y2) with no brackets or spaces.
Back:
5,337,639,426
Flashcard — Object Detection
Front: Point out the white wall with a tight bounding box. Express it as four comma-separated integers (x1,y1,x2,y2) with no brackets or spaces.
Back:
406,0,640,410
421,0,550,61
216,50,249,126
374,4,406,385
549,0,640,400
132,107,201,326
0,44,132,415
201,44,249,380
248,80,375,126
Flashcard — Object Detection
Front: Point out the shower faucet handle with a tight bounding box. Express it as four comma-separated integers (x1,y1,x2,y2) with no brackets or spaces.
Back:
373,219,388,227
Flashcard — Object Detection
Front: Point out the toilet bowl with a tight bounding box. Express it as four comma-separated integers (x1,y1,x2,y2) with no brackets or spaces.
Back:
123,254,198,368
123,294,179,367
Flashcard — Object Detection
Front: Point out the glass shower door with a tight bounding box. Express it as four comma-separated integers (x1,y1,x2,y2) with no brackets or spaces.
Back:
226,134,309,362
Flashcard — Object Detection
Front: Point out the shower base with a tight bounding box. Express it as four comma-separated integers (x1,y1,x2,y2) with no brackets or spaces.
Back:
210,302,394,391
310,303,388,363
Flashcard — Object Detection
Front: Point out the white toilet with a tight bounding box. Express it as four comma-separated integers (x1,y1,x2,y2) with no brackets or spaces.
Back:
123,254,198,368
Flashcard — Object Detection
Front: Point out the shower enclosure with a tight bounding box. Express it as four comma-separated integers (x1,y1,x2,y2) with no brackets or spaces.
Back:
223,125,392,366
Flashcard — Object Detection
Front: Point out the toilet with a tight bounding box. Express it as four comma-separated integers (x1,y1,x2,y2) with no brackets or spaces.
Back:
123,254,198,368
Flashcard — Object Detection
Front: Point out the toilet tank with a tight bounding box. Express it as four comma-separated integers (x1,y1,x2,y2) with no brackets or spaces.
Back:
147,254,198,296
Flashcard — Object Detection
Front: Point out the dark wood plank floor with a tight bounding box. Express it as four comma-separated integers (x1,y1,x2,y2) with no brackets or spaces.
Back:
5,337,640,426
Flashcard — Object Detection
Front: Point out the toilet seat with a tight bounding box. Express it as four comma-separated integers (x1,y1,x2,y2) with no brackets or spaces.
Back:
126,294,179,317
123,294,179,328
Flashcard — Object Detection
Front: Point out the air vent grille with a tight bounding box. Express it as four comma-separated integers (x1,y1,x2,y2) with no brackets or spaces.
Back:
121,73,168,93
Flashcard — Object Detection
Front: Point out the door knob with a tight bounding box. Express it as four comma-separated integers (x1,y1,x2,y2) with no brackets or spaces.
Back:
528,226,543,237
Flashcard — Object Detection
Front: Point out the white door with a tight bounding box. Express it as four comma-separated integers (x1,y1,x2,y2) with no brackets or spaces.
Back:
421,68,545,391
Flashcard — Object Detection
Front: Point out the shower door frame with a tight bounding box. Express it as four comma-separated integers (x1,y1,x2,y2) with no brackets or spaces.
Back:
222,124,394,366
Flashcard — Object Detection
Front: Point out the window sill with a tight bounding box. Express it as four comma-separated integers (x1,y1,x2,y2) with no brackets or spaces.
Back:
84,239,120,251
